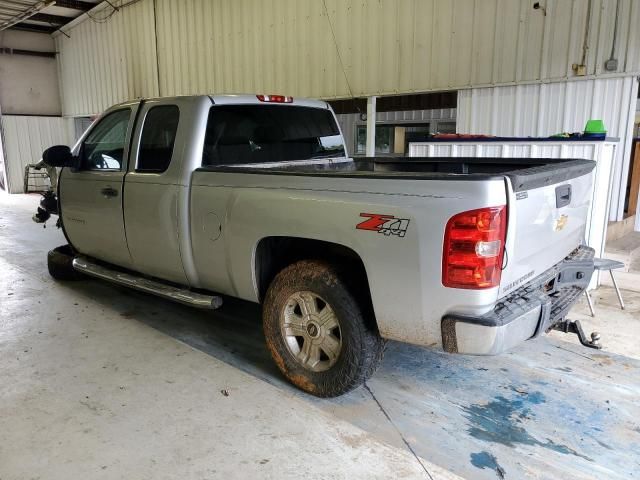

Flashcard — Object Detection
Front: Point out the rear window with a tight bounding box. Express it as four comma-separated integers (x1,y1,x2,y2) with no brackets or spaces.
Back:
202,105,344,166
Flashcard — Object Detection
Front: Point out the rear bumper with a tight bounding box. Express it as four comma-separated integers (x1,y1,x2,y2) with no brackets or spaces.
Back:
441,245,595,355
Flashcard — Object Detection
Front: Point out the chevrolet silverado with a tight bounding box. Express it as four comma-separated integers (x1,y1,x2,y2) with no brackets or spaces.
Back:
38,94,597,397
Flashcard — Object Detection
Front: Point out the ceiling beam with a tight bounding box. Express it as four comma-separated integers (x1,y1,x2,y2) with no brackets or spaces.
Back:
52,0,95,11
0,0,55,32
0,4,29,13
0,46,56,58
31,12,71,24
9,23,57,34
1,0,42,7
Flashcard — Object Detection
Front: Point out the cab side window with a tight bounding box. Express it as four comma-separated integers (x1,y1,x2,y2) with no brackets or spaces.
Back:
80,109,131,171
136,105,180,173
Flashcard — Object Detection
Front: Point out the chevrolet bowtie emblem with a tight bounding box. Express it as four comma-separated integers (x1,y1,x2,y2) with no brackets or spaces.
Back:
554,214,568,231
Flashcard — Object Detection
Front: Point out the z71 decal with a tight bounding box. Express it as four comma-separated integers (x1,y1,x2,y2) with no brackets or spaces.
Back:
356,213,410,237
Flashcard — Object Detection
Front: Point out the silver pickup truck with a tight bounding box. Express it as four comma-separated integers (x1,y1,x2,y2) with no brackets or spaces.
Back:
39,94,597,397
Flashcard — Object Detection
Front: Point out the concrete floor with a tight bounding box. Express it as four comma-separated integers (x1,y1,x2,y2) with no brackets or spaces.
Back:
1,193,455,480
1,193,639,480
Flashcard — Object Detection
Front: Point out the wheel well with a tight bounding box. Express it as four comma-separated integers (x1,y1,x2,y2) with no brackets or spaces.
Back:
255,237,376,325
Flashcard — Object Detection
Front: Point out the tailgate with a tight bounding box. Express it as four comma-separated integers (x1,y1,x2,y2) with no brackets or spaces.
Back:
499,160,596,297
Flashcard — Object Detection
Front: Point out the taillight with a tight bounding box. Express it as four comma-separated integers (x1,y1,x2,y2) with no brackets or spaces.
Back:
256,94,293,103
442,206,507,289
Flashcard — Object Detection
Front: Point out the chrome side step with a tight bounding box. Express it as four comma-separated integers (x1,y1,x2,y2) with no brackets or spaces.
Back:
72,256,223,309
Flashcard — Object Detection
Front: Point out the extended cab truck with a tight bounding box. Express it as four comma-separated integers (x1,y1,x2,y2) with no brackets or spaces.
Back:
40,94,597,397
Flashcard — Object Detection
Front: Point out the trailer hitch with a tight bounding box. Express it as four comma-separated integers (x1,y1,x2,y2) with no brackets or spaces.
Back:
552,319,602,349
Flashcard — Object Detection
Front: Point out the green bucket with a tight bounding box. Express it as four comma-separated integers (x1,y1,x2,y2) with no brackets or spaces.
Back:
584,119,607,134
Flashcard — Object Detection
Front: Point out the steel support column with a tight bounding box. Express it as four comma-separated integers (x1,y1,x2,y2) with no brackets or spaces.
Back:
366,96,376,157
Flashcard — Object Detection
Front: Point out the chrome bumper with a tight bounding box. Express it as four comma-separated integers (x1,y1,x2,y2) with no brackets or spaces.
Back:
441,246,595,355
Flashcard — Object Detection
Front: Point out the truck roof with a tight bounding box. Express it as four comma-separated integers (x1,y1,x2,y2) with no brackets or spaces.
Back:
210,94,329,109
112,94,330,110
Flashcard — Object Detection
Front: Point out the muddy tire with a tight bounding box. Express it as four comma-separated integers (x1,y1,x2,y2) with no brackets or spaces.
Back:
48,245,82,281
263,259,385,397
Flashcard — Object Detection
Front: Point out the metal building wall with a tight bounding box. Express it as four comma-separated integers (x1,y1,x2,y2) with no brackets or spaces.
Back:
55,0,159,117
0,115,74,193
55,0,640,117
457,76,640,223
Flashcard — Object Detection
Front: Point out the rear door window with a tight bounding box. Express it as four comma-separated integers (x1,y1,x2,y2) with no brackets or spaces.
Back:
202,105,344,166
137,105,180,173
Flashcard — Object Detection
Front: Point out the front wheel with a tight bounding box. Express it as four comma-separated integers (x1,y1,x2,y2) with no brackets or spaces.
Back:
263,260,385,397
47,245,82,281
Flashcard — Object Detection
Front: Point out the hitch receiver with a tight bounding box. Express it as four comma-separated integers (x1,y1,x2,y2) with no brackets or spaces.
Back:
552,319,602,349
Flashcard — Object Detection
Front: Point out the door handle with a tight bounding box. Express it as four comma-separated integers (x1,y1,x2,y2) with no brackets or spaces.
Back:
555,184,571,208
101,186,118,198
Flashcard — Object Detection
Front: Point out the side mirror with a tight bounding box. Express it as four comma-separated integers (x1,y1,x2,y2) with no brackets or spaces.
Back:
42,145,75,168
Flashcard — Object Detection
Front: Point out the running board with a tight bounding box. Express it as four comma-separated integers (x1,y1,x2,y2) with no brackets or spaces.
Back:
72,256,223,309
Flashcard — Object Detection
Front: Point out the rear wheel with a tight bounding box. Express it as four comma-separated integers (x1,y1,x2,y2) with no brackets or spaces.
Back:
263,260,385,397
47,245,82,281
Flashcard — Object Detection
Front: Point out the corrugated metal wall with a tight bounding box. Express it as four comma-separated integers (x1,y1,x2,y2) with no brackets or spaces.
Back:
55,0,640,117
457,76,640,222
55,0,159,117
0,116,74,193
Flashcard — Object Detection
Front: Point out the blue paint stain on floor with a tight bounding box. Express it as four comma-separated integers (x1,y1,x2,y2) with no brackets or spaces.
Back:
462,390,593,462
471,451,506,479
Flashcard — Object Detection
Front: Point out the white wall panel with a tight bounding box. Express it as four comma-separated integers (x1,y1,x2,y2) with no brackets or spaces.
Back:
0,30,60,115
55,0,159,116
457,76,639,223
55,0,640,117
1,116,74,193
154,0,640,97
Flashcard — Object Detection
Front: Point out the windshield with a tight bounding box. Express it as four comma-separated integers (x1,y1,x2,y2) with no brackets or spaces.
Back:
202,105,345,166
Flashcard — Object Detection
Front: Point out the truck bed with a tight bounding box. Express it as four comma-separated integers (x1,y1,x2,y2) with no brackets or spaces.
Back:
197,157,595,191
